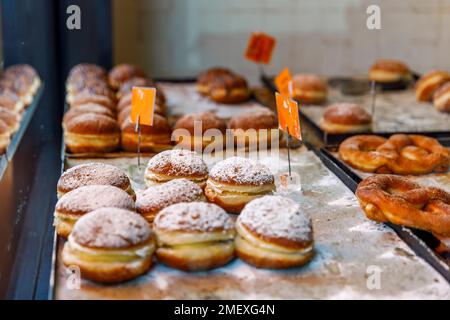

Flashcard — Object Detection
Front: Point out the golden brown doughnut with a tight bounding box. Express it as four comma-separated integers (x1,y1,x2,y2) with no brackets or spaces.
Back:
69,90,115,111
209,72,250,104
0,89,24,113
228,107,280,148
62,103,115,129
54,185,135,238
136,178,205,223
292,73,327,104
376,134,450,175
108,64,146,90
144,150,208,188
196,67,233,96
356,174,450,237
173,112,226,150
236,195,314,269
320,103,372,134
205,157,275,213
67,63,106,83
0,107,19,135
62,208,155,283
415,70,450,102
433,82,450,113
64,113,120,154
120,115,172,153
369,59,412,83
338,135,389,172
66,83,115,105
153,202,235,271
57,163,134,199
0,119,10,154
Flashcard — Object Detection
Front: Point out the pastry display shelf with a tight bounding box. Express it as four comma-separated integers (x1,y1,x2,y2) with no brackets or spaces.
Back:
0,83,44,180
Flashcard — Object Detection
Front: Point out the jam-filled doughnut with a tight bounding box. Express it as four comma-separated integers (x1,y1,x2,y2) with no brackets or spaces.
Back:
144,150,208,188
205,156,275,213
236,195,314,269
56,163,134,199
136,178,205,223
54,185,135,238
62,208,155,283
153,202,235,271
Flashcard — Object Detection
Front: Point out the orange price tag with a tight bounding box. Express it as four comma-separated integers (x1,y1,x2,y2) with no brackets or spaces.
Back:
131,87,155,126
275,68,293,98
275,92,302,140
244,32,276,64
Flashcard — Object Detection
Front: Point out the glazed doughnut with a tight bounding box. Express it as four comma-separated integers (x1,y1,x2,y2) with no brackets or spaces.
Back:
320,103,372,134
236,195,314,269
433,82,450,113
415,70,450,102
62,208,155,283
69,90,115,111
0,120,10,154
54,185,135,238
108,64,146,90
62,103,115,129
0,107,19,135
144,150,208,188
57,163,134,199
292,73,327,104
376,134,450,175
369,59,412,83
356,174,450,237
120,115,172,153
0,89,24,113
205,157,275,213
64,113,120,154
136,178,205,223
338,135,389,172
153,202,235,271
173,112,226,150
228,107,280,148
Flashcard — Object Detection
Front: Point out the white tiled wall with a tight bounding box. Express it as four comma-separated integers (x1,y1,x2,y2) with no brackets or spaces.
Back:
113,0,450,83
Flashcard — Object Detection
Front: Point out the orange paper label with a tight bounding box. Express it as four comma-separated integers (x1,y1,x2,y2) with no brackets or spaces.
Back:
275,92,302,140
275,68,293,98
244,32,276,64
131,87,155,126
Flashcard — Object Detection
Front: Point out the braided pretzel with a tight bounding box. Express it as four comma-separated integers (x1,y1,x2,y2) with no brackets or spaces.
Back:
356,175,450,237
338,135,389,172
377,134,449,175
339,134,450,175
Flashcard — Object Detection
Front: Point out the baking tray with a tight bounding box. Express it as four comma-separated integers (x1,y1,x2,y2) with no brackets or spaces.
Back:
317,139,450,282
261,74,450,145
48,147,450,299
0,83,44,180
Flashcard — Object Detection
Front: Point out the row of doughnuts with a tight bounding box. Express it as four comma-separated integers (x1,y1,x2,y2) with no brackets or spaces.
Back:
416,70,450,113
54,156,313,282
338,134,450,175
0,64,41,154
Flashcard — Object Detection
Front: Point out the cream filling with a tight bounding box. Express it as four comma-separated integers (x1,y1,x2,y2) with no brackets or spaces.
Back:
64,132,120,148
370,70,412,83
156,229,235,247
157,240,234,260
206,179,275,195
236,221,312,255
210,88,249,98
67,237,155,263
145,171,207,186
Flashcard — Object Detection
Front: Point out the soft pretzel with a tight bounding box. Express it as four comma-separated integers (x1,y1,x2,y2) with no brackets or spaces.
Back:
338,135,389,172
376,134,449,175
356,175,450,237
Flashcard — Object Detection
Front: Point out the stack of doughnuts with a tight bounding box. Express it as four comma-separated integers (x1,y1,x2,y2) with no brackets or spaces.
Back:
339,134,450,175
291,73,327,104
64,63,172,154
196,67,250,104
414,70,450,113
0,64,40,154
56,158,314,282
320,103,372,134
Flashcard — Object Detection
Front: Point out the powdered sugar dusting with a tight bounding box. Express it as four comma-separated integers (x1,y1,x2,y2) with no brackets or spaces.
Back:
209,157,274,185
146,150,208,176
154,202,234,232
239,195,312,242
136,179,204,213
71,208,152,248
